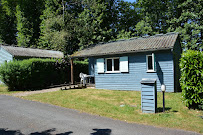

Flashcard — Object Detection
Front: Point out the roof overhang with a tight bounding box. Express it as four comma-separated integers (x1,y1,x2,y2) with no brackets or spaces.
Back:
70,47,173,58
70,32,179,59
1,45,64,58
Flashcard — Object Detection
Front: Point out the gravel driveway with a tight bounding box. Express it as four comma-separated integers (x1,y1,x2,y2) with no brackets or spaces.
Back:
0,95,200,135
12,87,62,97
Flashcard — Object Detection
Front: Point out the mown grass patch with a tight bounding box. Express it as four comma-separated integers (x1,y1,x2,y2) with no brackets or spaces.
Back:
22,89,203,133
0,84,9,94
0,84,23,95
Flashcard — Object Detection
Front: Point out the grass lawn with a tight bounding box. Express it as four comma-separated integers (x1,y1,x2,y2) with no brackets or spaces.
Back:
0,84,23,95
22,88,203,133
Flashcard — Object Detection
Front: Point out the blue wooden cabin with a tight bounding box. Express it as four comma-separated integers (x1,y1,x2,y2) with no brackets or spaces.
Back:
71,32,181,92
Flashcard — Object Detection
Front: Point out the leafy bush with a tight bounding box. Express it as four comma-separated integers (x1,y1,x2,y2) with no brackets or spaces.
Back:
180,50,203,109
0,58,89,91
0,58,69,91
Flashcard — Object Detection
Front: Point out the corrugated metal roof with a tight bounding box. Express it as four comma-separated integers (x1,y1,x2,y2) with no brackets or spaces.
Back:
71,32,179,58
1,45,64,58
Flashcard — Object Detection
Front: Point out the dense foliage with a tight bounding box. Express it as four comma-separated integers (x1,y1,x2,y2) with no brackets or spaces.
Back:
0,0,202,52
0,58,88,91
180,50,203,109
16,0,45,47
0,59,67,91
0,0,17,45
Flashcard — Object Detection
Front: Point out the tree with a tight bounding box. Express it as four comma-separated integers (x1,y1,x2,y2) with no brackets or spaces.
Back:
39,0,83,54
117,30,132,39
38,15,68,51
77,0,119,49
16,0,45,47
0,0,17,44
2,0,201,52
134,19,155,36
0,0,45,47
77,0,108,49
137,0,170,34
168,0,203,50
38,0,64,50
116,0,140,34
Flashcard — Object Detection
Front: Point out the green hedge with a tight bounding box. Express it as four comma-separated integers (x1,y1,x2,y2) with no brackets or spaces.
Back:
0,58,70,91
0,58,88,91
180,50,203,109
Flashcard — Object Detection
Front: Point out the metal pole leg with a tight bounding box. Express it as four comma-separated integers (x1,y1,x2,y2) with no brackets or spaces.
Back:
163,91,165,112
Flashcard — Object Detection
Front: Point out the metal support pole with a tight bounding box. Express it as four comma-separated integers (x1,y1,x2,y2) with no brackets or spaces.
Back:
163,91,165,112
70,59,74,85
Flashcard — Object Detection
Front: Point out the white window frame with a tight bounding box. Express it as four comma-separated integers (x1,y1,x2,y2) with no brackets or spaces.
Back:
105,57,120,73
146,53,156,72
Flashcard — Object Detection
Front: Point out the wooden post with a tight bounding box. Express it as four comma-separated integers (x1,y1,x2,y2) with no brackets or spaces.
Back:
70,58,74,84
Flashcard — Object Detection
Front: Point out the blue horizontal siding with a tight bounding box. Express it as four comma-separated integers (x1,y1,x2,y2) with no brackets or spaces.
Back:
0,47,13,65
91,50,175,92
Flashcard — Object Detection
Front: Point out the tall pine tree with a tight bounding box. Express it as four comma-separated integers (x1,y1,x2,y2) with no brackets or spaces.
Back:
39,0,83,54
0,0,17,45
77,0,119,49
168,0,203,50
16,0,45,47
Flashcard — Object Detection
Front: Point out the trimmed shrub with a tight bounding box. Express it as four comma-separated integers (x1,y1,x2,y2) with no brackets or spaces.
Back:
0,58,89,91
0,58,69,91
180,50,203,109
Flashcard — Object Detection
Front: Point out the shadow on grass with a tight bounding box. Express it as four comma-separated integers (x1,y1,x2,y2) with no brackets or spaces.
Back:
156,107,177,113
0,128,73,135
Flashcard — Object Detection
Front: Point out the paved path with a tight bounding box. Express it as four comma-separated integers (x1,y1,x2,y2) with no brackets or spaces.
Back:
12,87,62,97
0,95,200,135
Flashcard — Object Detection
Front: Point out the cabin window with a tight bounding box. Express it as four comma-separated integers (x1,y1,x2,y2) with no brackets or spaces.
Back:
106,58,120,72
107,59,112,71
96,56,128,73
146,53,155,72
114,59,119,71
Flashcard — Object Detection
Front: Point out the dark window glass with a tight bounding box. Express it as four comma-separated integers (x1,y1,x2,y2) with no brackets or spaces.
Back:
148,56,153,70
107,59,112,71
114,59,119,71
